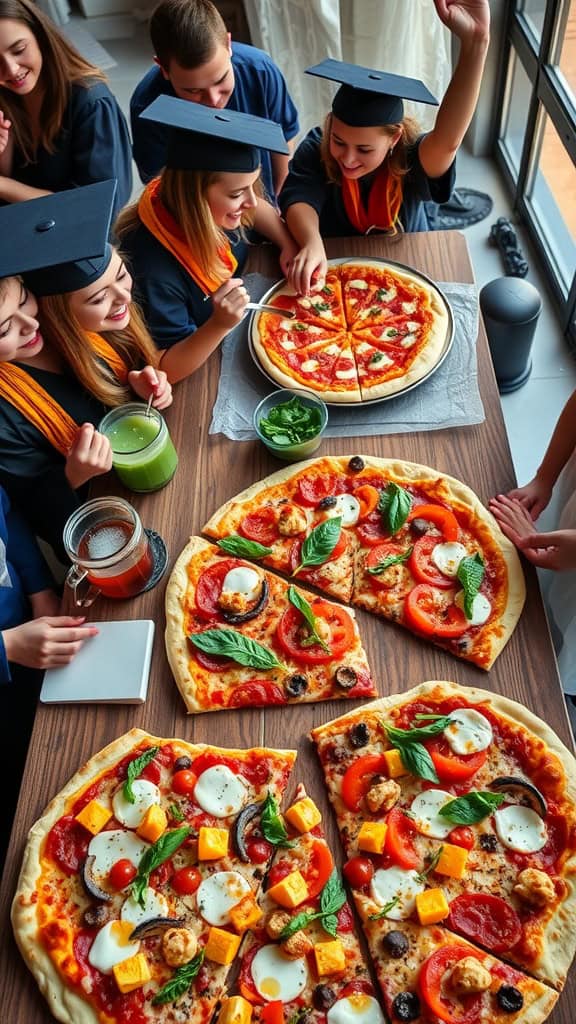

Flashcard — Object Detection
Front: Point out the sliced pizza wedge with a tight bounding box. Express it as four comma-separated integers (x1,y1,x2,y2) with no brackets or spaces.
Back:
253,333,352,399
264,270,346,331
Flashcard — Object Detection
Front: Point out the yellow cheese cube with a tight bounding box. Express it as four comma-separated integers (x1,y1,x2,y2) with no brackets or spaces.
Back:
314,939,346,976
416,888,450,926
218,996,254,1024
267,870,309,908
205,927,242,965
136,804,167,843
435,842,469,880
229,894,263,933
198,826,229,860
285,796,322,834
357,821,387,854
113,953,151,993
75,799,112,835
383,749,409,779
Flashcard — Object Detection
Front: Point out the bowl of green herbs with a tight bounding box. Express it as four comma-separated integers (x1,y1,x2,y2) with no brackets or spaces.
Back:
253,389,328,461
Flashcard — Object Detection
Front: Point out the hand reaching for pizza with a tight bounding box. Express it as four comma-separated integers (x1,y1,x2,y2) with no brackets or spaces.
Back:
287,240,328,295
504,475,554,520
2,616,99,670
490,494,576,570
433,0,490,43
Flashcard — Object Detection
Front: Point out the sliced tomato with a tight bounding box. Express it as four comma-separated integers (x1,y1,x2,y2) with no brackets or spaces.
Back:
448,893,522,954
384,805,420,869
356,484,380,520
239,507,279,546
261,1002,284,1024
276,599,355,664
357,510,391,547
301,838,334,898
448,826,475,851
228,681,287,707
289,531,347,575
195,558,239,619
266,860,292,889
428,738,487,783
341,753,388,811
404,584,469,638
192,644,233,671
365,543,413,595
409,535,455,589
336,902,355,932
238,941,266,1004
407,504,459,541
419,945,484,1024
296,473,338,506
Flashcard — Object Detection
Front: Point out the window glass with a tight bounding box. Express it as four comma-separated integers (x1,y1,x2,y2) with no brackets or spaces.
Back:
527,113,576,293
501,49,531,175
519,0,547,40
556,0,576,97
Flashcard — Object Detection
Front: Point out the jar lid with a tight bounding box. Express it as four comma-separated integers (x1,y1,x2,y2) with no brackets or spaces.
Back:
480,277,542,324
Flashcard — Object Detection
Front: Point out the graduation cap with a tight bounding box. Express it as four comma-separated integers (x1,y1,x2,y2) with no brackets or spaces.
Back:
140,95,289,172
0,180,116,297
306,58,438,127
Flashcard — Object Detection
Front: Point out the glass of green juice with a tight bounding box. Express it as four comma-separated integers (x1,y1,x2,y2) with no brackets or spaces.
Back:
99,402,178,492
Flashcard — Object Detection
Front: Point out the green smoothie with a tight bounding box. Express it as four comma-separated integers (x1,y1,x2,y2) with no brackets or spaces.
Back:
100,407,178,492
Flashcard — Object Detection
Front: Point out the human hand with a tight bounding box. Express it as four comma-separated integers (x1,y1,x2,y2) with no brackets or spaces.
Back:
65,423,113,490
505,474,554,520
2,616,99,670
128,366,173,410
29,589,61,619
489,495,576,570
287,241,328,296
210,278,249,331
278,237,300,280
0,110,11,157
433,0,490,43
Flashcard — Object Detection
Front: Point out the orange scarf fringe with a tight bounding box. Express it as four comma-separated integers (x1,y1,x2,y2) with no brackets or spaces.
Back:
138,178,237,296
342,164,403,235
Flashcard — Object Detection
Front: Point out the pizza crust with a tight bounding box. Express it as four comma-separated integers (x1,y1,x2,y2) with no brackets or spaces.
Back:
165,535,209,713
252,333,362,403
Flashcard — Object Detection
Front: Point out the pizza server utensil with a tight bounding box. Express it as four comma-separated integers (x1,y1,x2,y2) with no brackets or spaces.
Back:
245,303,295,318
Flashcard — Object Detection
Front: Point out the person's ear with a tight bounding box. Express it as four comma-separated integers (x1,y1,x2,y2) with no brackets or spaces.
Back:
154,56,170,81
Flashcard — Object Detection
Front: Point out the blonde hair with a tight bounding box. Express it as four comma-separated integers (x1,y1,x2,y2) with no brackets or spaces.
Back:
319,113,420,187
115,168,262,282
37,292,159,408
0,0,107,162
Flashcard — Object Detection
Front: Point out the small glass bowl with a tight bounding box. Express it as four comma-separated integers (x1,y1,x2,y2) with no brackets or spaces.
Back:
253,388,328,462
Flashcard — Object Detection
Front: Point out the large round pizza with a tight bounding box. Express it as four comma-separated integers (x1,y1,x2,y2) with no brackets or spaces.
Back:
250,259,453,403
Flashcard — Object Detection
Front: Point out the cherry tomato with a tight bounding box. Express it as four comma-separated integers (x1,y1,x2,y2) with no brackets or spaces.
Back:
404,584,469,638
276,599,355,664
343,855,375,888
341,753,389,812
239,508,279,546
409,535,455,589
448,893,522,954
171,866,202,895
109,858,137,890
384,806,420,870
228,681,287,707
261,1002,284,1024
266,860,292,889
355,484,380,520
419,945,484,1024
296,473,339,506
448,826,475,851
336,902,355,932
172,769,198,795
407,504,459,541
245,838,273,864
428,738,487,783
357,510,391,547
302,839,334,898
195,558,239,619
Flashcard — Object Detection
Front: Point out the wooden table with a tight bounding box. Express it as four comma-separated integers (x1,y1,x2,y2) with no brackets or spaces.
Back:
2,231,573,1022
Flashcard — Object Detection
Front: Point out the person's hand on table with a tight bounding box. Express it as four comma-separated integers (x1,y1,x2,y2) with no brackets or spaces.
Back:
210,278,249,331
502,474,553,520
2,617,99,670
128,366,173,409
29,589,62,619
287,241,328,295
490,494,576,571
433,0,490,43
65,423,113,490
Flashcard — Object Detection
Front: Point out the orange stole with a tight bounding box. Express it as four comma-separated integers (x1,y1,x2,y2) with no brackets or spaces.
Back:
138,177,237,295
341,165,403,235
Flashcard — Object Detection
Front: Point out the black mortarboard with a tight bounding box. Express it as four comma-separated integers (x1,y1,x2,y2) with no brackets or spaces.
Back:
139,95,289,172
0,180,117,297
306,58,438,127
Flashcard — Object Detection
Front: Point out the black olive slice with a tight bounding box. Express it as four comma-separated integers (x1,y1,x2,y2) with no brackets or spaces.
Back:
496,984,524,1013
383,930,409,959
232,801,263,862
82,856,112,903
221,578,269,625
348,456,365,473
409,517,431,535
173,755,192,772
284,673,309,698
349,722,369,748
129,916,186,940
318,495,338,509
392,991,420,1022
479,833,498,852
489,777,547,818
335,666,358,689
313,984,337,1011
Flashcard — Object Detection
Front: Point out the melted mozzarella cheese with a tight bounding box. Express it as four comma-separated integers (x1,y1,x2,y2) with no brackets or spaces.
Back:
369,352,393,367
410,789,454,839
88,830,149,878
355,341,372,354
324,343,342,356
348,297,358,305
454,590,492,625
336,367,357,380
221,566,261,603
370,867,425,920
194,764,247,818
325,493,360,526
298,298,312,308
196,870,251,925
280,319,295,331
309,325,325,334
431,542,468,577
406,321,420,332
301,359,319,372
88,920,140,974
120,887,169,926
112,780,161,829
380,287,396,301
402,301,417,314
280,339,296,351
328,995,385,1024
444,708,493,754
400,334,417,348
379,327,400,340
494,805,548,853
251,944,308,1002
348,279,369,289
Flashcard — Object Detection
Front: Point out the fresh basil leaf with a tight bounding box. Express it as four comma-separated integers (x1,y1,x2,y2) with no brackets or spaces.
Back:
397,742,439,783
384,717,452,745
369,896,399,921
439,791,505,825
217,535,273,558
123,746,160,804
293,517,342,576
366,546,413,576
378,483,412,534
320,871,347,917
313,301,330,312
369,352,386,365
260,792,292,847
131,826,190,907
375,288,388,301
190,629,284,670
321,285,331,295
151,950,205,1005
279,872,346,940
416,846,444,883
457,553,485,619
279,910,314,941
321,912,339,937
288,586,330,653
258,396,322,446
168,802,185,823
